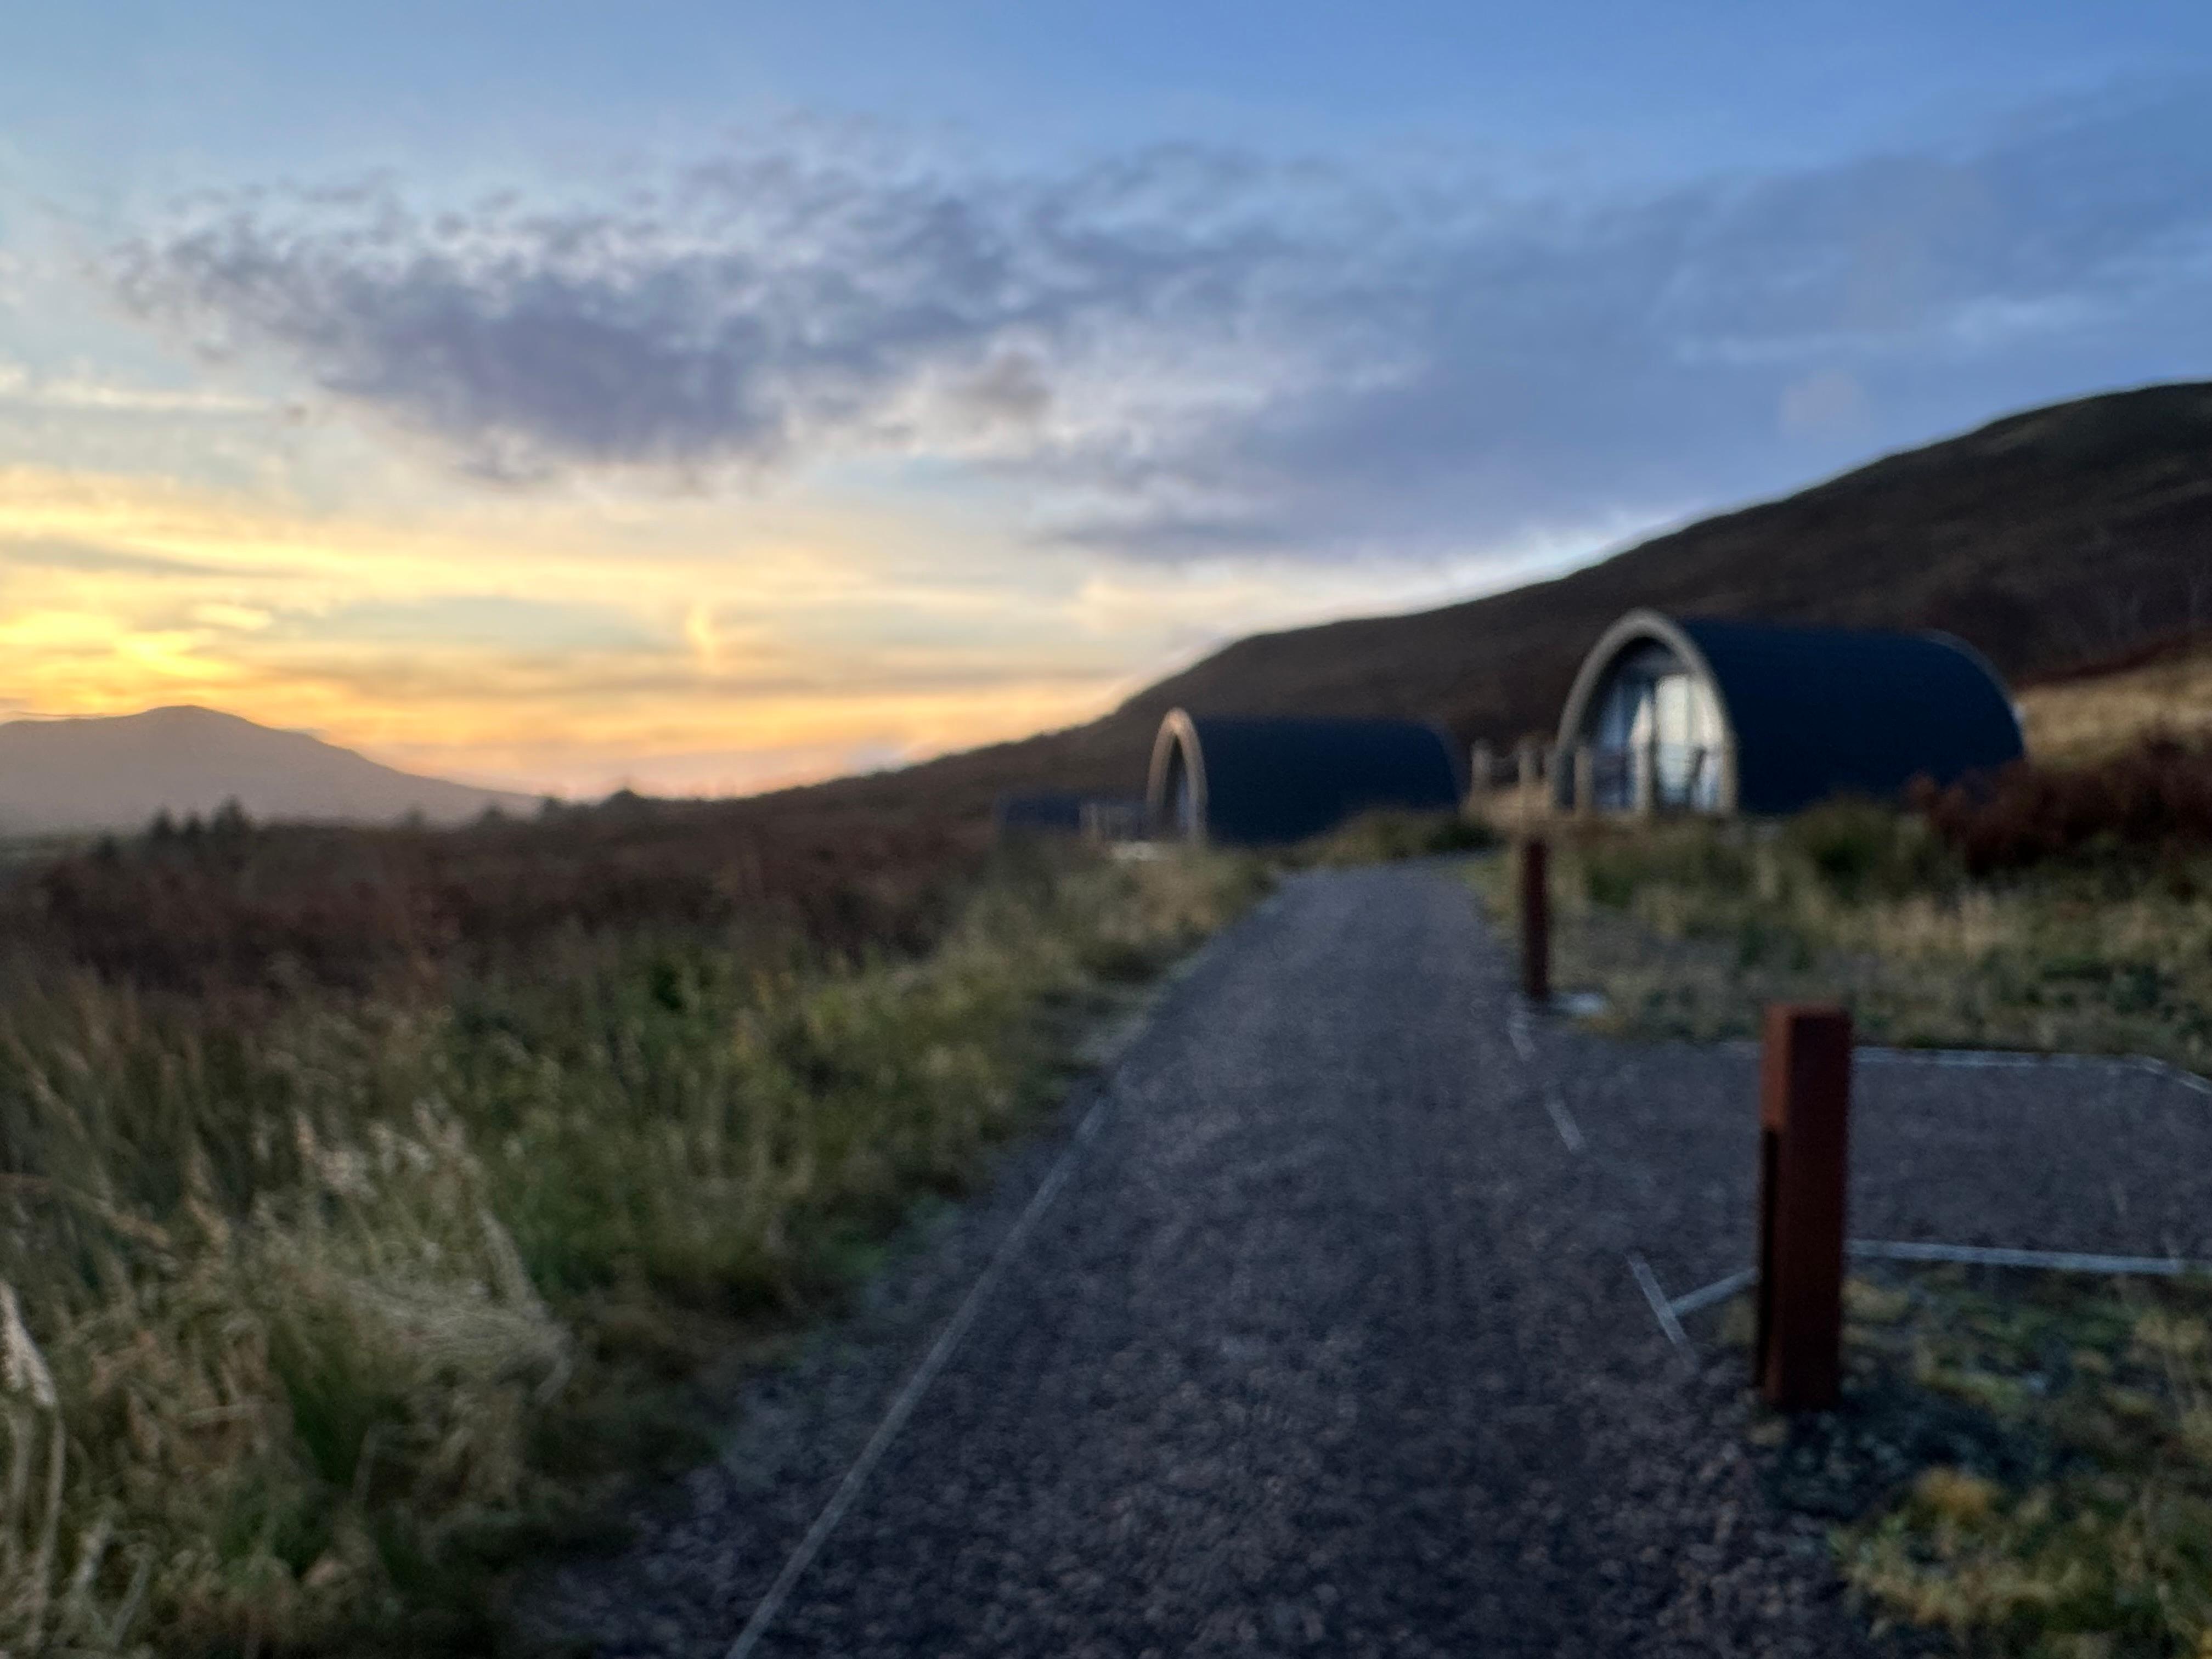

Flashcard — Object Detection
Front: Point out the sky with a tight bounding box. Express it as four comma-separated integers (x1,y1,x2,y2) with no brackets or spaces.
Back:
3,3,2209,796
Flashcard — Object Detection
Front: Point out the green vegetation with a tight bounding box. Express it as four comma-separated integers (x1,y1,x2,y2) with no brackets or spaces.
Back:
1751,1268,2212,1657
1300,807,1499,867
0,825,1264,1655
1469,798,2212,1075
1471,750,2212,1655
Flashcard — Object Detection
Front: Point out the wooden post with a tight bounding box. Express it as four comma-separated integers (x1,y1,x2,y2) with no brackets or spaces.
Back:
1573,744,1595,819
1516,739,1542,822
1469,741,1493,810
1519,837,1550,1005
1632,737,1656,816
1754,1004,1852,1411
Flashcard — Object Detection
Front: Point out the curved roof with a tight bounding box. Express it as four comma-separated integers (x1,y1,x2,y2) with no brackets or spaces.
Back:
1558,610,2023,814
1148,710,1463,844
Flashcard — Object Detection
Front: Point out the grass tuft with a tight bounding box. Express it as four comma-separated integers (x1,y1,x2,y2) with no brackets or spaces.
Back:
0,836,1265,1652
1468,808,2212,1076
1824,1272,2212,1656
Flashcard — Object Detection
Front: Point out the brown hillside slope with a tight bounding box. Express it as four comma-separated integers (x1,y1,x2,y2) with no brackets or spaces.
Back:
2019,630,2212,764
775,379,2212,820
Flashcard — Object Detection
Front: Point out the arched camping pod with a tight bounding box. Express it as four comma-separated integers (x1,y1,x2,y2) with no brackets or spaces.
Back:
1553,611,2024,816
1147,709,1464,845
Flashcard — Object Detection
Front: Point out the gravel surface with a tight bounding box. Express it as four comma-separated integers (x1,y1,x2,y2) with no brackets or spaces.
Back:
527,862,2212,1657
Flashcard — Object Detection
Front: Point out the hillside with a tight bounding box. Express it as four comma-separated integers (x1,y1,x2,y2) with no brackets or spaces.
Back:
2018,630,2212,764
20,381,2207,839
0,706,535,835
783,379,2212,818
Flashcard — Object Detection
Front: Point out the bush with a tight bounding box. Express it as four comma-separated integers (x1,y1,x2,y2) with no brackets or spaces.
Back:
1915,734,2212,874
16,794,987,997
1303,809,1499,866
1575,821,1756,910
1781,798,1956,900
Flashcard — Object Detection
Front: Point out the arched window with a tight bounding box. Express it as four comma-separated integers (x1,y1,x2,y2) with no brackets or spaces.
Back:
1587,642,1725,810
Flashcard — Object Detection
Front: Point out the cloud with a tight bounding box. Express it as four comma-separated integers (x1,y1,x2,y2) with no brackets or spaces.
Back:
0,366,270,416
0,534,283,579
107,86,2212,561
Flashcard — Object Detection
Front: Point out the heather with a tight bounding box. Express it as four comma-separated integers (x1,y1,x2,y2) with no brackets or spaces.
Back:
0,801,1263,1653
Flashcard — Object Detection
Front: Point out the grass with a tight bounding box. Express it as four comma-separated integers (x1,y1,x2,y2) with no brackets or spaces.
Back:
1467,800,2212,1076
1296,807,1499,867
1728,1267,2212,1657
2020,634,2212,765
1471,777,2212,1655
0,825,1266,1655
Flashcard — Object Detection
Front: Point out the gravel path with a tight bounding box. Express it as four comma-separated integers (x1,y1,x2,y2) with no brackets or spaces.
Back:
529,862,2212,1657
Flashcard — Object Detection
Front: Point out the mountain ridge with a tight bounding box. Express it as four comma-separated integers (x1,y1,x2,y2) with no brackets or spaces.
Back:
15,379,2209,836
770,377,2212,819
0,704,535,836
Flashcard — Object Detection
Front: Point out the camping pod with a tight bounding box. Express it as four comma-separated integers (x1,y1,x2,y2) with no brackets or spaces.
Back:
1147,710,1464,845
1553,611,2024,816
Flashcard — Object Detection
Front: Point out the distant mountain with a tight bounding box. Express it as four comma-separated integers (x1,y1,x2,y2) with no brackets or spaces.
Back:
0,706,535,836
774,378,2212,820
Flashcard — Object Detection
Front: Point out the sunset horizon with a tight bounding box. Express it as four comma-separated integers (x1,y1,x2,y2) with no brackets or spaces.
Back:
7,4,2209,797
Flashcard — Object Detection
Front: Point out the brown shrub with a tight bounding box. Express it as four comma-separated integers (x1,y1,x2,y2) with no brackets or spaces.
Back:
7,795,990,997
1914,733,2212,874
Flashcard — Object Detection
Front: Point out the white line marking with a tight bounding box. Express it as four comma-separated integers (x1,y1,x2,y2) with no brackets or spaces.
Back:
1627,1252,1686,1347
1657,1245,2212,1339
1542,1086,1585,1153
1847,1239,2212,1278
1667,1266,1756,1317
724,1091,1113,1659
1506,1012,1534,1063
1856,1046,2212,1094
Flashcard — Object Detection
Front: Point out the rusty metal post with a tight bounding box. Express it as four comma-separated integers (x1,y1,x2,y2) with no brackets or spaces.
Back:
1519,837,1550,1006
1754,1004,1853,1410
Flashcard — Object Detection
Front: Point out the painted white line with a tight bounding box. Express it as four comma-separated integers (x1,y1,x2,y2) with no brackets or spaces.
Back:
1542,1086,1585,1154
1668,1266,1756,1318
1856,1046,2212,1094
1627,1252,1686,1347
1506,1011,1534,1063
1657,1245,2212,1341
724,1090,1113,1659
1847,1239,2212,1278
1860,1048,2102,1071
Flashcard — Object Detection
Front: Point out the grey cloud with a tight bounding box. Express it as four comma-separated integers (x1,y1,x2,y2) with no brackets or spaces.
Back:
109,88,2212,558
111,141,1327,485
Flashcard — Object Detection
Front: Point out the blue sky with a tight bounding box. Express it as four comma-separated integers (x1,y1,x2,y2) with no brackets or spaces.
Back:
2,4,2208,793
11,2,2207,182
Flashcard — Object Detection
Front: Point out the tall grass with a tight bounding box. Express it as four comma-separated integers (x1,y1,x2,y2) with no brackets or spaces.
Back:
0,840,1263,1653
2018,633,2212,764
1476,801,2212,1073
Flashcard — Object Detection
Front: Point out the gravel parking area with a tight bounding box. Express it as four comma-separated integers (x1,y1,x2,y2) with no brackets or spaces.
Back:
528,862,2212,1657
1547,1026,2212,1310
